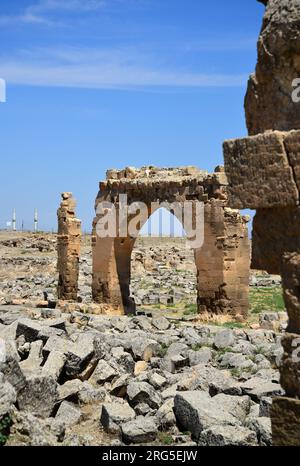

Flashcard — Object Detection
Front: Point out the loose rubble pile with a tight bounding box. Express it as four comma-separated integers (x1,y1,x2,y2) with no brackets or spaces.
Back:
0,305,283,446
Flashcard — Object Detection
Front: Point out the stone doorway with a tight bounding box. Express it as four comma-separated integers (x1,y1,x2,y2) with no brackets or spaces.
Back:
92,166,250,318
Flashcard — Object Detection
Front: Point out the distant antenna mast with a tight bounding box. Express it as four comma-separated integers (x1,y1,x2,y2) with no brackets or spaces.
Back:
34,208,38,232
12,209,16,231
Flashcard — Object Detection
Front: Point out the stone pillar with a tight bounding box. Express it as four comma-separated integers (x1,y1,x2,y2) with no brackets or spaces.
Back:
195,201,250,320
57,192,81,301
223,0,300,445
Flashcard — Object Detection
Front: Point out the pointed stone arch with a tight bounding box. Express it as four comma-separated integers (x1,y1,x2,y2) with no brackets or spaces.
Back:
92,166,250,319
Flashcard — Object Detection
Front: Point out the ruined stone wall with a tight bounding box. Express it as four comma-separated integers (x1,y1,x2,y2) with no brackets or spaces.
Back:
92,166,250,317
223,0,300,445
57,193,81,301
245,0,300,135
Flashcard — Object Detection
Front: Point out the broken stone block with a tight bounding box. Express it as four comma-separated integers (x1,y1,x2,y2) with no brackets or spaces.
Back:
169,355,189,373
127,381,162,410
198,425,257,447
18,374,58,419
188,348,212,367
110,374,130,398
134,361,148,377
148,372,167,390
223,131,300,209
174,391,239,440
16,319,43,343
151,316,170,331
241,377,283,402
57,380,83,402
259,397,273,418
20,340,43,373
42,350,66,381
78,382,106,405
156,398,176,429
131,337,160,362
121,416,157,445
101,401,136,434
246,417,272,447
89,360,117,385
56,401,83,428
214,329,235,350
7,409,65,446
0,377,16,417
1,345,27,394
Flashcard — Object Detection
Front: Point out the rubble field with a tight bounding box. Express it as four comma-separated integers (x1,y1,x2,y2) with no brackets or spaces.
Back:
0,232,286,446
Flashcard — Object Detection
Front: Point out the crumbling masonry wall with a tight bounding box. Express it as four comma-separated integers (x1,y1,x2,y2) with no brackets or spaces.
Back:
223,0,300,445
92,166,250,318
57,192,82,301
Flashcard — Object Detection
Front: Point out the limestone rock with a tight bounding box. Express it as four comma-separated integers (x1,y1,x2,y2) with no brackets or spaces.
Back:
101,401,136,434
121,416,157,444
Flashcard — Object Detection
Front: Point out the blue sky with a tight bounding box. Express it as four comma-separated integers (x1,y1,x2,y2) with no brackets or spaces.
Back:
0,0,264,232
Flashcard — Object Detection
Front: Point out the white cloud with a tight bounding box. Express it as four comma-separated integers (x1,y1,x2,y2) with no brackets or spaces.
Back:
0,46,247,89
0,0,107,26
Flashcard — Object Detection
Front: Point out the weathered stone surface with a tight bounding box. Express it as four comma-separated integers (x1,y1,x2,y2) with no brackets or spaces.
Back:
58,380,83,402
78,381,106,405
156,398,176,429
188,348,212,366
152,316,170,331
174,391,239,440
131,337,160,362
241,377,283,402
245,0,300,135
101,401,136,434
7,410,65,446
281,253,300,334
223,131,300,210
17,374,58,419
90,360,117,385
127,381,162,410
198,425,257,447
42,350,66,381
56,401,83,428
246,417,272,447
121,416,157,444
16,319,43,343
20,340,43,373
0,378,16,417
279,332,300,398
271,396,300,446
214,329,235,349
0,345,27,394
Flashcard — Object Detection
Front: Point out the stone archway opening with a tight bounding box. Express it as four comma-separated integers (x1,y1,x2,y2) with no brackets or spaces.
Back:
130,207,198,317
91,166,250,319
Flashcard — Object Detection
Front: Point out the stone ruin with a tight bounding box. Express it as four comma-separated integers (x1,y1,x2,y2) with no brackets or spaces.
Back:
57,167,250,319
55,0,300,446
57,193,81,302
223,0,300,446
91,166,250,318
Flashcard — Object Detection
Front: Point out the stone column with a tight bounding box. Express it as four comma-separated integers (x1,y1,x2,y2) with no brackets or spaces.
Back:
57,192,81,301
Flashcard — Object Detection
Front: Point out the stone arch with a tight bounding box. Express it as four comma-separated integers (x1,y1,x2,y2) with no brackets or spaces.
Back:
92,166,250,318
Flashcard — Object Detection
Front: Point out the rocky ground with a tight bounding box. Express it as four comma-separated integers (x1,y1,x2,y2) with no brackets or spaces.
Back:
0,232,287,446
